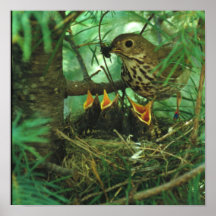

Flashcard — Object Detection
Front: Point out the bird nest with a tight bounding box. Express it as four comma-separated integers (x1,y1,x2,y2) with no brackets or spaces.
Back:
55,114,204,204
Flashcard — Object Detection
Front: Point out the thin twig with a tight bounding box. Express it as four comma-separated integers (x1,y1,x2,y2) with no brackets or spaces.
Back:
81,165,188,202
76,42,99,49
90,69,101,78
113,129,135,154
156,119,193,143
190,63,205,144
91,158,109,202
54,11,84,30
56,128,97,156
141,147,190,164
75,135,101,154
65,33,90,80
42,162,74,176
100,65,112,83
98,11,109,47
106,163,205,204
55,129,125,170
140,13,155,35
163,127,194,151
98,11,118,94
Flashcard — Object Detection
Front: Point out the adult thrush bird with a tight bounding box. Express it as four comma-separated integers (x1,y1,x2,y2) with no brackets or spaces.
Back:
110,33,191,125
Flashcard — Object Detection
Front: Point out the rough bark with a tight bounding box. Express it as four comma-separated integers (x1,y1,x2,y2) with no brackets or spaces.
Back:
65,79,126,97
12,13,66,163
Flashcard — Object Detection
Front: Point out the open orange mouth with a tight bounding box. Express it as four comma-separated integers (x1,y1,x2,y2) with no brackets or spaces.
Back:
83,90,95,110
101,89,119,110
127,96,153,125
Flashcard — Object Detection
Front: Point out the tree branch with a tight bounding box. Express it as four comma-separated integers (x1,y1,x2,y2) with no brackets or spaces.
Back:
190,63,205,145
75,42,99,49
54,11,84,30
190,18,205,145
106,163,205,204
42,162,74,176
65,34,90,81
65,79,126,97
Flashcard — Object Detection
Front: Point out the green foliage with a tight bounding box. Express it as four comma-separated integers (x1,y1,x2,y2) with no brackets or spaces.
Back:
12,112,50,162
12,11,205,205
12,11,62,61
62,11,205,122
187,173,202,204
12,113,69,205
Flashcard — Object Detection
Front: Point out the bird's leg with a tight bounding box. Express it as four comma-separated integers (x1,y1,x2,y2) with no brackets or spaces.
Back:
127,96,154,126
173,92,182,120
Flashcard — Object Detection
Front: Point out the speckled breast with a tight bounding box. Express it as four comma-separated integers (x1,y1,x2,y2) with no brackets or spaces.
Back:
121,61,189,100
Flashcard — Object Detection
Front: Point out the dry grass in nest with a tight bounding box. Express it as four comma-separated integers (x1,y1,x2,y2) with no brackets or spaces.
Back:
54,117,204,204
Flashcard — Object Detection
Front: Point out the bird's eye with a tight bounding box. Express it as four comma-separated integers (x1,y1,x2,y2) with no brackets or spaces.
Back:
125,40,133,48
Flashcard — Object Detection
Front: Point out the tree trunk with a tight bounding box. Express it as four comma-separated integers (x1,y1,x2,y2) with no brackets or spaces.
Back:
12,13,66,163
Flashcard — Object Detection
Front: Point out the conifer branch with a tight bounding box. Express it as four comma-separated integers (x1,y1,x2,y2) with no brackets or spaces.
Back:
107,163,205,205
190,63,205,144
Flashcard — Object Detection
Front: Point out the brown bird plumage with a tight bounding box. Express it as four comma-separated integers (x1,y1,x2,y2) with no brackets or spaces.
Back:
110,33,190,125
110,33,190,100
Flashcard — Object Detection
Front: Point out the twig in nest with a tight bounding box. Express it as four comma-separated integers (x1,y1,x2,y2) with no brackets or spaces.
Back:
55,128,125,170
91,158,109,202
156,119,194,143
42,162,74,176
75,135,101,154
113,129,135,154
141,147,190,165
163,127,194,151
55,128,101,158
106,163,205,204
140,13,155,35
81,164,188,202
110,187,122,203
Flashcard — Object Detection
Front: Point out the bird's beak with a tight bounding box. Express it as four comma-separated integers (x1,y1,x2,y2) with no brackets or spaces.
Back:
127,96,153,126
110,47,122,54
83,90,94,110
139,104,152,126
101,89,119,110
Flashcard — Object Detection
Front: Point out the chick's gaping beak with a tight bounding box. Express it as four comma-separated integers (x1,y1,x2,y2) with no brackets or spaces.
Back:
101,89,112,110
83,90,94,110
101,89,119,110
127,96,153,126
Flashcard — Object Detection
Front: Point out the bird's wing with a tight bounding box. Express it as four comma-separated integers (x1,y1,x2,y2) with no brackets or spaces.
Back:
156,44,185,80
